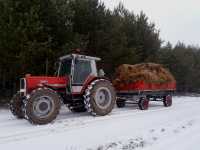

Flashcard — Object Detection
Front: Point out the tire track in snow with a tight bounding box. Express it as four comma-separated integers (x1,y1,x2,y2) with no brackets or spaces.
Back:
0,99,186,128
0,107,173,144
0,98,199,144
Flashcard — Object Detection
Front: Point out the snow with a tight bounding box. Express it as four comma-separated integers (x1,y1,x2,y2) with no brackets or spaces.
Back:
0,96,200,150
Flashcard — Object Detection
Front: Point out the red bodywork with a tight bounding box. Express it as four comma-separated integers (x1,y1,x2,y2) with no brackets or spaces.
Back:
25,75,103,95
79,75,109,95
26,75,68,94
25,76,176,95
114,81,176,92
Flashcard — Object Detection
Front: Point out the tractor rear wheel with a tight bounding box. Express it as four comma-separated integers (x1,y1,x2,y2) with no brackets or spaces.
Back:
84,79,116,116
138,97,149,110
24,88,61,125
163,95,172,107
10,92,24,119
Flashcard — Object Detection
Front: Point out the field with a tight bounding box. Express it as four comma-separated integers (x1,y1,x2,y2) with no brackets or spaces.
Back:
0,96,200,150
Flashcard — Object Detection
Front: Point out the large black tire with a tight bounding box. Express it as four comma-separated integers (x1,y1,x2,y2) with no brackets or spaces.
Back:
10,92,24,119
163,95,172,107
24,88,61,125
138,97,149,110
84,79,116,116
116,99,126,108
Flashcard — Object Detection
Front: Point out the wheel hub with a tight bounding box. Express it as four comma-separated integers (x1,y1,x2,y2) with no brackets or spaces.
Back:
98,92,106,103
143,100,149,109
33,96,54,118
95,87,112,109
39,102,49,111
166,95,172,105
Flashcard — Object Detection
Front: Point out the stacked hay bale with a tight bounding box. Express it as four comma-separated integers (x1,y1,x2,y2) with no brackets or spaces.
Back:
112,63,176,88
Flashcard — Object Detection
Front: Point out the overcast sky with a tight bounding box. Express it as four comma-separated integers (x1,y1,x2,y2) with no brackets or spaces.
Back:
103,0,200,46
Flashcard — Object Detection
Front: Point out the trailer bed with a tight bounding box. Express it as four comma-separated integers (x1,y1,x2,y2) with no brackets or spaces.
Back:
115,81,176,110
115,81,176,92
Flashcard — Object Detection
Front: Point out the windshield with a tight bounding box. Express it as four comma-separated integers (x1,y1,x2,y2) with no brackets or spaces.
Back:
58,59,72,77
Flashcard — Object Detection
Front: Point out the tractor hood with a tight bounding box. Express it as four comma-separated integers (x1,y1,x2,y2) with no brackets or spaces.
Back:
24,75,68,94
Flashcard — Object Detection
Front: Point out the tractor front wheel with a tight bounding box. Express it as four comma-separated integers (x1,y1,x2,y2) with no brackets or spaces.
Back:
10,92,24,119
24,88,61,125
84,79,116,116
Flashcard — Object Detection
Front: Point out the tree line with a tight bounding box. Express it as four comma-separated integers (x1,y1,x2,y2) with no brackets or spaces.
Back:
0,0,199,103
158,42,200,93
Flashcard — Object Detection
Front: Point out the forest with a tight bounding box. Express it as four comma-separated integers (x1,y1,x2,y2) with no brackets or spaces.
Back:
0,0,199,103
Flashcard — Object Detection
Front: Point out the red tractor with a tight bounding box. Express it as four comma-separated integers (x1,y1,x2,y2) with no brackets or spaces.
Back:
10,54,116,124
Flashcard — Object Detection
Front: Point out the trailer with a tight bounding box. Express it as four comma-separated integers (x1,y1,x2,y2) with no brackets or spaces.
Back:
115,81,176,110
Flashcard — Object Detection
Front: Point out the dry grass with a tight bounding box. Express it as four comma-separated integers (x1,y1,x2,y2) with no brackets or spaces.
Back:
112,63,176,86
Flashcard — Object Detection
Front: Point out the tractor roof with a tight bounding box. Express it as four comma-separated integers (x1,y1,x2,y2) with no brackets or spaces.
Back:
59,54,101,61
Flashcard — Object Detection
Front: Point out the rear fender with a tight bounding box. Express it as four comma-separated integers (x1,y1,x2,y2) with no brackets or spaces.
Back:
80,76,110,95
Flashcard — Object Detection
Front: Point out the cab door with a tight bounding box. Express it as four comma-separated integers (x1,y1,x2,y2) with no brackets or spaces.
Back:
72,59,92,94
58,59,72,94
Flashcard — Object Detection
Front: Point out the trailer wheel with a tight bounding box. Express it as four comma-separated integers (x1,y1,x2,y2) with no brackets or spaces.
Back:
116,100,126,108
24,88,61,125
84,79,116,116
10,92,24,119
163,95,172,107
138,97,149,110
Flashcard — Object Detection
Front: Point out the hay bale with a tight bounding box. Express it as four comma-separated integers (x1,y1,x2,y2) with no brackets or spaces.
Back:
112,63,176,87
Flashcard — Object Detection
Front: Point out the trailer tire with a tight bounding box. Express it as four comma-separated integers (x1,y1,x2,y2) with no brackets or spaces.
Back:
138,97,149,110
116,100,126,108
24,88,61,125
84,79,116,116
163,95,172,107
10,92,24,119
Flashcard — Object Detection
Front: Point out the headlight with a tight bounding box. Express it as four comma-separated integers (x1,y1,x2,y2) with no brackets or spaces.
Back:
20,78,26,96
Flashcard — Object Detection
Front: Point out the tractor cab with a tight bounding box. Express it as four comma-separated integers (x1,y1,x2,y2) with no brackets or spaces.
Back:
56,54,101,94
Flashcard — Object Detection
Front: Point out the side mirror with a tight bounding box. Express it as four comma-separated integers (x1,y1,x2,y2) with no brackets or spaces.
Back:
98,69,105,77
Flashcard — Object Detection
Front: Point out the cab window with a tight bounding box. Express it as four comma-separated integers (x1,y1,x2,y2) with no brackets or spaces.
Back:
73,59,92,84
59,59,72,76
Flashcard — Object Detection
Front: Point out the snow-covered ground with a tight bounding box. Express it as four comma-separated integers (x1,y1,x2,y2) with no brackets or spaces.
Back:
0,96,200,150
